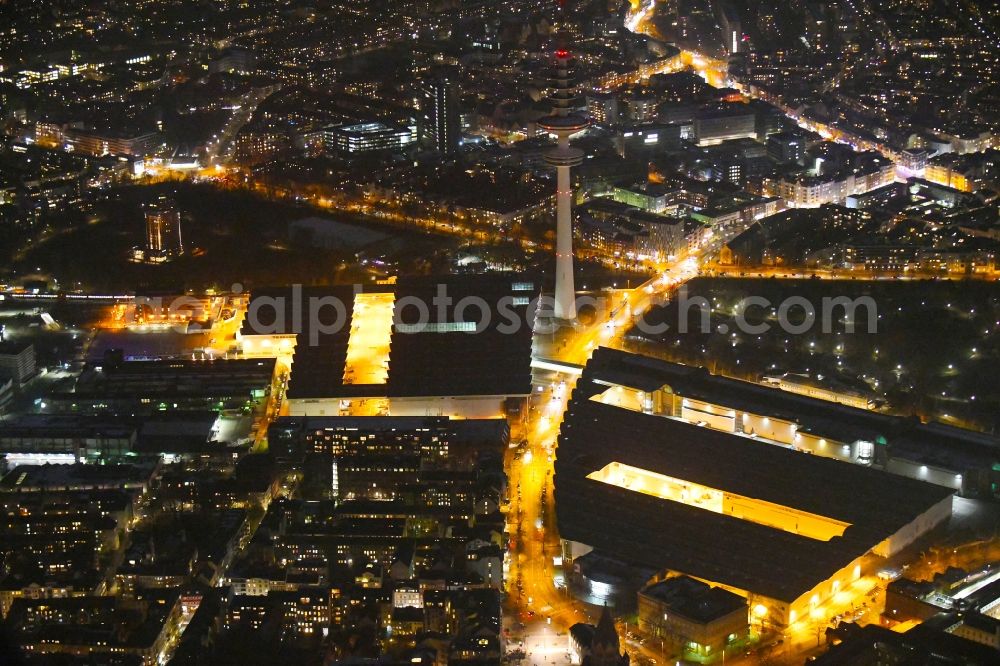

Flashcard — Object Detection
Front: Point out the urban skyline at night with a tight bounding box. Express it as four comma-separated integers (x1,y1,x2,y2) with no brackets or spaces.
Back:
1,1,999,665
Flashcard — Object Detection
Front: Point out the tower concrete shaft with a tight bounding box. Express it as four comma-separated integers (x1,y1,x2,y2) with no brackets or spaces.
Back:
538,44,588,323
555,146,575,321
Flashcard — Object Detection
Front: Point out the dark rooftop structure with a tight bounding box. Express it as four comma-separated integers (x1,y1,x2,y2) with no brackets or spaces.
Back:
46,357,276,415
579,347,1000,495
0,341,34,356
0,463,158,493
75,357,275,396
0,414,137,448
134,411,221,453
640,576,747,625
555,349,955,614
813,621,998,665
3,588,181,660
243,274,535,401
268,415,509,461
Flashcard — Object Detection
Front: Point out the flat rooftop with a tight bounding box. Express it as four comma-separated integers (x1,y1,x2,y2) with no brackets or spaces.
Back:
641,576,747,624
1,462,157,491
556,352,955,603
246,275,535,400
271,415,508,439
0,340,33,356
0,414,137,439
582,347,1000,469
65,357,276,399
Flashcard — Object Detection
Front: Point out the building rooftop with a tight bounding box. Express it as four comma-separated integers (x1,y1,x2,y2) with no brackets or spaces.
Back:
813,621,998,665
68,357,276,400
246,275,534,400
640,576,747,624
5,588,181,652
0,463,157,492
0,414,137,441
582,347,1000,468
0,341,33,356
271,415,508,440
555,350,955,603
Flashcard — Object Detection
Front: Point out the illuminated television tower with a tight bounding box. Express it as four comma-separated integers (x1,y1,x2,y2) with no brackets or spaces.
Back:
538,19,588,322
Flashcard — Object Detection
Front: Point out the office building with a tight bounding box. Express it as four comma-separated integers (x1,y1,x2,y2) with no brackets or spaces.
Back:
694,104,757,145
142,197,183,262
899,148,931,173
587,92,620,125
65,127,161,158
324,122,415,155
766,131,806,164
0,341,35,386
209,47,256,74
268,415,508,463
716,0,743,55
47,357,274,417
623,92,658,122
420,69,461,154
616,122,689,155
637,576,749,660
0,414,140,464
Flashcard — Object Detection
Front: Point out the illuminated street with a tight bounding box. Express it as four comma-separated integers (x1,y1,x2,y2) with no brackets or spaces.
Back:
502,245,704,663
501,148,904,664
2,0,999,664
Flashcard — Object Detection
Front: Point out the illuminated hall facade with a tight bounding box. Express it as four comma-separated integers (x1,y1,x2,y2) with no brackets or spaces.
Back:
555,348,955,627
239,275,536,420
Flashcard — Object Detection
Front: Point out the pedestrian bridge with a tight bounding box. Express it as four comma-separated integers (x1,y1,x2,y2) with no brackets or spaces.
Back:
530,357,584,376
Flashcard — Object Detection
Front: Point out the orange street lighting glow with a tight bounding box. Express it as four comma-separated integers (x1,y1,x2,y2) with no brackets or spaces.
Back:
587,461,851,541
